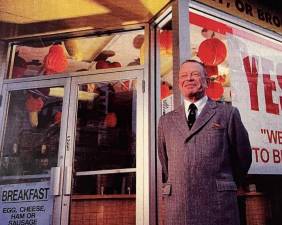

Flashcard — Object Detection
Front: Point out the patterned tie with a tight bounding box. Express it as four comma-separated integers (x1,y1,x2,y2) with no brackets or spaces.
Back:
188,103,197,129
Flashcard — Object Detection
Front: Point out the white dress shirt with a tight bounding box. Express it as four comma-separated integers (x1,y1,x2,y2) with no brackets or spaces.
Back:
184,95,208,120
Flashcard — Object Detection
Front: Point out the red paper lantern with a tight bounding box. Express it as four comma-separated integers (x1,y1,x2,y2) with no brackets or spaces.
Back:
197,38,227,66
159,30,172,54
133,34,144,49
205,65,218,77
104,112,117,128
44,44,68,74
110,62,121,68
206,81,224,100
96,60,110,69
96,60,121,69
161,82,171,99
25,95,44,112
54,112,62,124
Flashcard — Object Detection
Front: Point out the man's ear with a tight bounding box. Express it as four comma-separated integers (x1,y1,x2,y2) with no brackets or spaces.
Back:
205,77,210,85
201,77,208,89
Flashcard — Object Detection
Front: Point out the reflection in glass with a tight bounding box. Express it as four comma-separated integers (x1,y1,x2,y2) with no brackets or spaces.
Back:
0,87,63,181
10,30,144,79
189,16,231,102
73,80,136,194
159,24,174,115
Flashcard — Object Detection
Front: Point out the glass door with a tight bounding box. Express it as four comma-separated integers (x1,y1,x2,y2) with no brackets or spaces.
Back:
61,69,144,225
0,78,71,225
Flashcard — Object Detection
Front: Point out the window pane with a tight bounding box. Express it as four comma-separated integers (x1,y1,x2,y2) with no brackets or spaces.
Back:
70,79,137,225
73,173,136,195
159,22,174,115
74,80,136,172
0,87,64,181
190,13,231,102
9,30,144,79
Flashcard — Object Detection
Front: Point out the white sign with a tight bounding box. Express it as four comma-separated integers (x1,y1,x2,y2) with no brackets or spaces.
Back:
227,32,282,174
0,181,53,225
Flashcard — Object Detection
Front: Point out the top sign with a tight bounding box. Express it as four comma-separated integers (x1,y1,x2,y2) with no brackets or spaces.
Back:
194,0,282,35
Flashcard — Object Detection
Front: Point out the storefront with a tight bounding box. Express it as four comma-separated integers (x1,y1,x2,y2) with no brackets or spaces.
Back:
0,1,281,225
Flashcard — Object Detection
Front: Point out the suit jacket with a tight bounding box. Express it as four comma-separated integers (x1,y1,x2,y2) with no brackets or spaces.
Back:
158,99,252,225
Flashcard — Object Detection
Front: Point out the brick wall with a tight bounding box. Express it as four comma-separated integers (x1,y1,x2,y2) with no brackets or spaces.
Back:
70,195,135,225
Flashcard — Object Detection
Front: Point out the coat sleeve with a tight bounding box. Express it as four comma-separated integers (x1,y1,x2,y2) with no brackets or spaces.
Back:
158,117,168,183
228,107,252,184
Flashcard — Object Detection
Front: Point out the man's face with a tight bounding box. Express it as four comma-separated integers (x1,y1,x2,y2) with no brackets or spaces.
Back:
178,61,207,101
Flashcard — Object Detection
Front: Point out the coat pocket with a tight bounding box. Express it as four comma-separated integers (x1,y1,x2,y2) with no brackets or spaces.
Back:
162,183,172,196
206,127,225,135
216,180,237,191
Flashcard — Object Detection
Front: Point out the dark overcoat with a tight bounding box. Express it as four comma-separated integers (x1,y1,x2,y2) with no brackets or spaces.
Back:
158,99,252,225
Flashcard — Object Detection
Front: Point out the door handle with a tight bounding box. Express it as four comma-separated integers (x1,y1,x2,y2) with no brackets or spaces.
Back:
63,166,72,195
50,167,61,196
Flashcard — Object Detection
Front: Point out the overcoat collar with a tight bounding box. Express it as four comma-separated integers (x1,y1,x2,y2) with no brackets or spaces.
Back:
172,99,218,142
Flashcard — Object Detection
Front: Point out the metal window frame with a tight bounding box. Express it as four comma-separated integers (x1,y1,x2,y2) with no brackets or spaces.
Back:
0,77,72,225
59,68,145,225
5,27,145,81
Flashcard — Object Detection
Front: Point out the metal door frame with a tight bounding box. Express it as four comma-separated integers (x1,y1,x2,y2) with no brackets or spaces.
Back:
60,68,145,225
0,77,72,225
0,67,145,225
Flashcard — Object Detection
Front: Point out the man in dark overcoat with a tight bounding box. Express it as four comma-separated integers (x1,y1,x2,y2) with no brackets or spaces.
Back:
158,59,252,225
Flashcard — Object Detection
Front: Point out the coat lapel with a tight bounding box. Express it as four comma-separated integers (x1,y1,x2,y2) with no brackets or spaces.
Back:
187,99,217,141
172,105,190,140
172,99,218,142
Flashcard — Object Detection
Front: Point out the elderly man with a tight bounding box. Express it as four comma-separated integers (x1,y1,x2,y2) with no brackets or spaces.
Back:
158,59,252,225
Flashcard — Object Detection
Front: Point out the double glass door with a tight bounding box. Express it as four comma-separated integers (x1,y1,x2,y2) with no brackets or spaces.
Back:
0,69,144,225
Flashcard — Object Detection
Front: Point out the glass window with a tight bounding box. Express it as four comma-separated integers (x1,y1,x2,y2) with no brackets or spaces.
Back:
70,79,137,225
9,30,144,79
0,87,64,180
189,10,282,225
72,79,137,195
190,12,231,102
159,21,173,115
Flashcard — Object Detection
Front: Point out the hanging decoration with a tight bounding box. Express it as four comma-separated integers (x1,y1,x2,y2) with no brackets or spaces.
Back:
159,30,173,54
25,95,44,127
104,112,118,128
206,81,224,101
43,44,68,75
54,111,62,124
205,65,218,77
161,81,171,99
159,30,173,76
197,38,227,66
95,60,122,69
95,50,122,70
139,30,173,76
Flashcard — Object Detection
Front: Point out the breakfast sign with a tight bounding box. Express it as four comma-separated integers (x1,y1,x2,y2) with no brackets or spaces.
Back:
0,181,53,225
227,33,282,174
